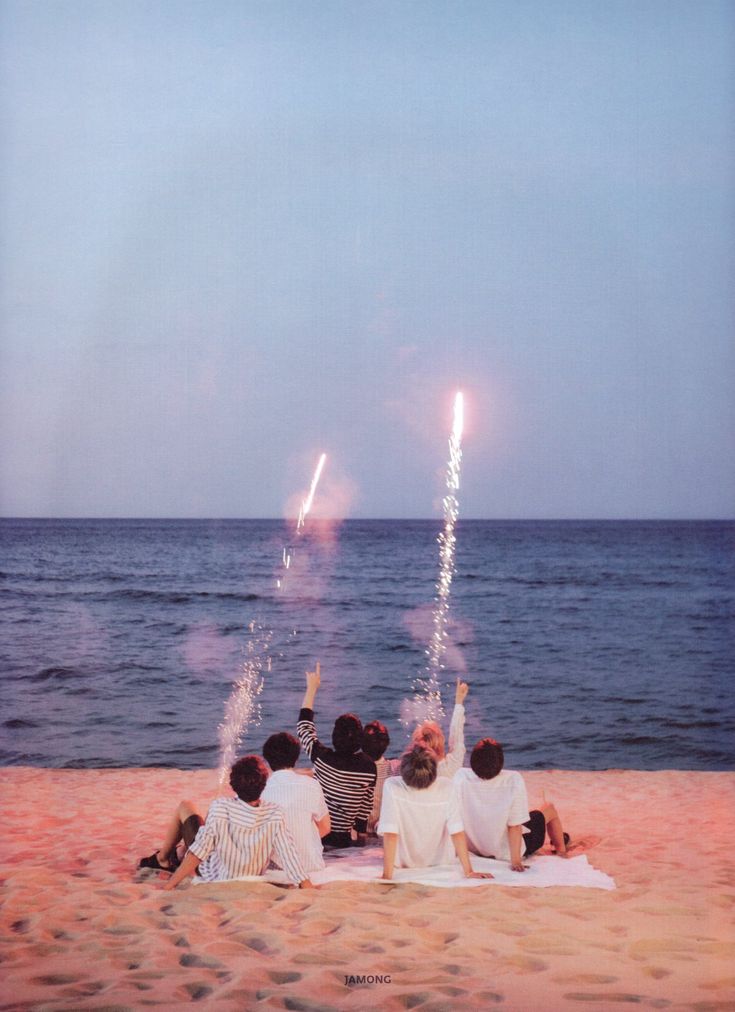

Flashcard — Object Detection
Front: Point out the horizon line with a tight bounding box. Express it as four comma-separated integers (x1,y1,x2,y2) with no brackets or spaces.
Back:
1,515,733,523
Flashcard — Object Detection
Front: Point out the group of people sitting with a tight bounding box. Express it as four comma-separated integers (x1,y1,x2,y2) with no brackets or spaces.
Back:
139,664,572,890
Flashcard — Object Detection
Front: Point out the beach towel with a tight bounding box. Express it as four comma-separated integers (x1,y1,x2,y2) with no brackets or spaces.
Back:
194,847,615,890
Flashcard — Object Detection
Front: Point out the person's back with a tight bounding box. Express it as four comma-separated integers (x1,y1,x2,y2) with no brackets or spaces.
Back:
379,769,460,868
261,732,330,872
454,765,529,861
297,663,377,847
454,738,572,871
140,755,313,889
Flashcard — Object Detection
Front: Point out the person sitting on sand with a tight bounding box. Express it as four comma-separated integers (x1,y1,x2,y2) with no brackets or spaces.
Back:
410,678,468,778
361,720,391,836
296,662,377,849
138,755,314,890
377,745,493,881
453,738,571,871
261,731,331,872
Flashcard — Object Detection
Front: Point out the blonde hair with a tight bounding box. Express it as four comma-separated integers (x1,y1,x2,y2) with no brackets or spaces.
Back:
411,721,446,760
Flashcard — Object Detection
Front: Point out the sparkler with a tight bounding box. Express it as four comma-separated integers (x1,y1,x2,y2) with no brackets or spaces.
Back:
412,391,464,721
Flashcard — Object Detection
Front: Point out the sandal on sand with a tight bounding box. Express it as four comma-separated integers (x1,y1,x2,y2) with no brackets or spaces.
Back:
138,852,178,873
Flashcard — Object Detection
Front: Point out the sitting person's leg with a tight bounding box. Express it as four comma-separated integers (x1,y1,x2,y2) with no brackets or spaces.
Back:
524,802,570,858
139,800,204,871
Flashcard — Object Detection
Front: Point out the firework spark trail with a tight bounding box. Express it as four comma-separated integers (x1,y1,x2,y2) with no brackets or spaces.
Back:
297,452,327,532
279,453,327,589
218,454,328,783
217,624,269,786
413,391,464,722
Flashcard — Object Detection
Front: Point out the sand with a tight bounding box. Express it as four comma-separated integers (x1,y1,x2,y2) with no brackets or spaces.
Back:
1,767,733,1011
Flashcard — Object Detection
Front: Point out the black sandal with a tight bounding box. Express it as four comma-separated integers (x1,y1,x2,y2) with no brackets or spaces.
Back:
138,851,178,872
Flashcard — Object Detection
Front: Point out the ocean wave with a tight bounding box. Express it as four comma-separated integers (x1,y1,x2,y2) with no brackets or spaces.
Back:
29,666,81,682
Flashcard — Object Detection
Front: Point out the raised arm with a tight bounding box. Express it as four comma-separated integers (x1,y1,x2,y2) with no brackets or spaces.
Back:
443,679,467,774
301,661,321,710
296,663,323,759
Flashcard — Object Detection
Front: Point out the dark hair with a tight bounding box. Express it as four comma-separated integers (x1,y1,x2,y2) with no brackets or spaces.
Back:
362,720,390,761
332,713,363,754
229,755,269,802
263,732,300,771
400,745,437,790
470,738,504,780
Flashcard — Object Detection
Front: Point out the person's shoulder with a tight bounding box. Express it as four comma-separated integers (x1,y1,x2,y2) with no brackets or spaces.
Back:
350,752,376,775
499,769,526,791
453,767,473,783
257,798,286,820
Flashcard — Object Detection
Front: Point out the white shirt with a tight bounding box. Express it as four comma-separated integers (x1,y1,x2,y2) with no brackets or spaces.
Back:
377,775,464,869
437,703,466,778
189,797,307,884
453,767,531,862
261,769,329,872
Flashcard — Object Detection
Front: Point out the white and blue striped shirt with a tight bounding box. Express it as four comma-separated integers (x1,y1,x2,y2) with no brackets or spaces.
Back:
189,797,308,885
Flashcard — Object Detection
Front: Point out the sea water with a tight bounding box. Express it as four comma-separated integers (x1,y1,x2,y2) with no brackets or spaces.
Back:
1,518,732,770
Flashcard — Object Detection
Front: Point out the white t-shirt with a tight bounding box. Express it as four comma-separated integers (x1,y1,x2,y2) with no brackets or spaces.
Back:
437,703,466,778
261,769,329,872
377,775,464,869
453,767,531,862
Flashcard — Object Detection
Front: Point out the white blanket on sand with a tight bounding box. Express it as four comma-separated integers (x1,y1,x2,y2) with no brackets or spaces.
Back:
195,848,615,890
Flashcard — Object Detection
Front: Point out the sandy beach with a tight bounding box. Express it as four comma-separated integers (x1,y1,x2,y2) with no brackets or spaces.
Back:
1,767,733,1010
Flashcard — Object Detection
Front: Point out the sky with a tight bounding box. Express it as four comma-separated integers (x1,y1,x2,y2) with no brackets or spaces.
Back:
1,0,733,519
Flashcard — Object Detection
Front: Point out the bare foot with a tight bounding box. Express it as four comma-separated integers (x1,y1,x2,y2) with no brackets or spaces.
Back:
563,835,602,857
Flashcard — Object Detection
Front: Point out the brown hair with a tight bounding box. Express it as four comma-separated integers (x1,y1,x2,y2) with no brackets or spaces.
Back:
229,755,269,801
400,745,438,790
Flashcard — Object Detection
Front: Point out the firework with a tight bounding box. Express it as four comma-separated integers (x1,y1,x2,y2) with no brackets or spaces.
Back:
297,452,327,531
412,391,464,721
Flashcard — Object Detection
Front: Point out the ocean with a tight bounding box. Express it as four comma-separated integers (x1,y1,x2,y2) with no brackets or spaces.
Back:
1,518,733,771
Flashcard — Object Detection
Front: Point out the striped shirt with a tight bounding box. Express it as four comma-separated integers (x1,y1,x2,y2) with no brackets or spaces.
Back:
297,708,376,836
188,797,308,885
261,768,329,872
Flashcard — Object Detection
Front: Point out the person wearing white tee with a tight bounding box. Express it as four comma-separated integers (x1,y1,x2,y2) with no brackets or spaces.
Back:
454,738,571,872
262,732,331,873
377,745,493,881
410,678,468,778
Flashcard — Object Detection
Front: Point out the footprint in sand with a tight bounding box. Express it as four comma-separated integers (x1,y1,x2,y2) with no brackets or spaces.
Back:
33,974,80,986
180,982,213,1001
269,971,302,984
553,973,619,985
179,953,223,969
502,954,547,973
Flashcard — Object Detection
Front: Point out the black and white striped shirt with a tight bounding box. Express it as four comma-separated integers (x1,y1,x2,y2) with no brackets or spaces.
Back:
189,797,307,885
297,707,376,836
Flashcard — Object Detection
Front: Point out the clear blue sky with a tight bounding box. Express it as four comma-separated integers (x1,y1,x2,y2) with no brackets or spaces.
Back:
1,0,733,518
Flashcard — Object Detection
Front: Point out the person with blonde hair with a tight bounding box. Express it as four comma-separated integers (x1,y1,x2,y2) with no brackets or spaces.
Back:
411,678,468,777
